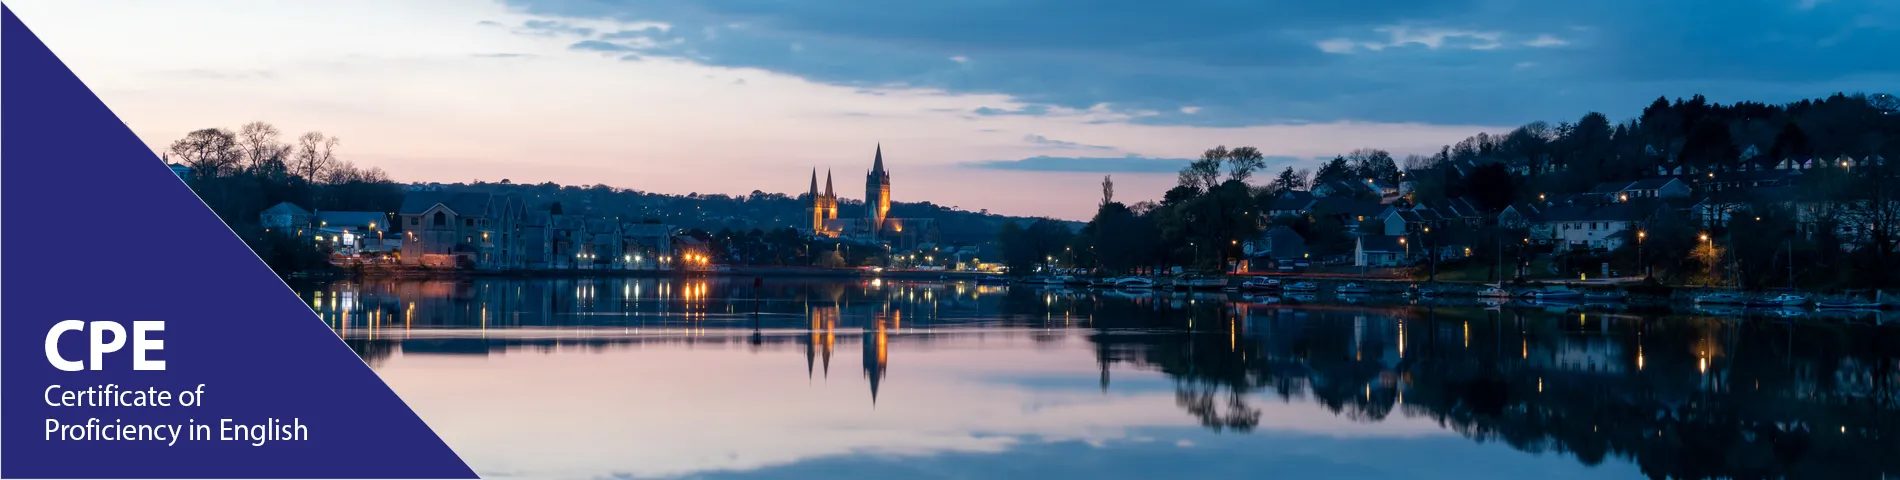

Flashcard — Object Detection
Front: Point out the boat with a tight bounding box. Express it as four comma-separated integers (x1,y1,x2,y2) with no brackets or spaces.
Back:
1477,285,1513,298
1240,277,1281,291
1284,281,1319,292
1694,292,1746,305
1748,293,1808,307
1022,275,1074,285
976,275,1010,285
1114,277,1156,289
1816,301,1880,310
1335,283,1372,295
1173,275,1226,290
1535,286,1582,301
1583,291,1627,302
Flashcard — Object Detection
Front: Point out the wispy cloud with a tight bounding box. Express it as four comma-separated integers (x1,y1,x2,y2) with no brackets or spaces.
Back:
1523,34,1570,47
1022,134,1116,151
962,155,1191,173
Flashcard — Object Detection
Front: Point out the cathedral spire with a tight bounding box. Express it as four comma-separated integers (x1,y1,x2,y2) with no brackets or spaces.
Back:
809,168,819,196
824,170,834,197
873,143,885,174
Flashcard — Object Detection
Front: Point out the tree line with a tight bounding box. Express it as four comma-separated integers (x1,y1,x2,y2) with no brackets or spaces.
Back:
169,121,402,276
1001,92,1899,287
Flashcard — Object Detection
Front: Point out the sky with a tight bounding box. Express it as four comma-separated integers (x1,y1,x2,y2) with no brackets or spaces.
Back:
8,0,1897,220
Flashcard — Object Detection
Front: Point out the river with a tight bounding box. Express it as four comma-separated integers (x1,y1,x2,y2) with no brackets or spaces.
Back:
300,277,1900,479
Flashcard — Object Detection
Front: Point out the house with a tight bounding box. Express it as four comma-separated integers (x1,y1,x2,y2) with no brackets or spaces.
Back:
1355,235,1407,267
1529,201,1661,253
396,192,527,269
550,214,587,268
259,202,312,232
1497,203,1544,229
1266,190,1317,218
582,218,624,269
621,222,675,270
1312,197,1386,233
673,235,709,271
168,163,192,181
1248,226,1308,261
1698,169,1802,192
1619,178,1691,200
519,211,554,269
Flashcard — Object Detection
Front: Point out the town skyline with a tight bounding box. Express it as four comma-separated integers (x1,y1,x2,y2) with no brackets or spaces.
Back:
11,0,1893,220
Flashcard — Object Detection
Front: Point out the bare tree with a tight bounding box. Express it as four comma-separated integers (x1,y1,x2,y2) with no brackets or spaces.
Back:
291,131,340,182
168,128,239,179
1100,175,1114,207
236,121,290,179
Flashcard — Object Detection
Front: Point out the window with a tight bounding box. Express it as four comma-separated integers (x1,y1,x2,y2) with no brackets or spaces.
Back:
432,212,446,226
465,218,475,227
410,217,419,226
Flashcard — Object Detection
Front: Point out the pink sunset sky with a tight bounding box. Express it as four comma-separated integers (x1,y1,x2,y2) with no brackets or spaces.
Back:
23,1,1880,219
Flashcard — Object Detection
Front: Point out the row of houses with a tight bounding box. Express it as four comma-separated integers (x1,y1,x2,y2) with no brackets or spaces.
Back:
261,191,706,271
397,191,705,270
1262,157,1889,270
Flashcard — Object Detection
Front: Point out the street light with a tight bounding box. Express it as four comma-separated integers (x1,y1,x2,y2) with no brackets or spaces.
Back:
1637,230,1647,277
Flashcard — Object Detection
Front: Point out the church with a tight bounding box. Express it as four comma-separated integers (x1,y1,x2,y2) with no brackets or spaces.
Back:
804,144,934,246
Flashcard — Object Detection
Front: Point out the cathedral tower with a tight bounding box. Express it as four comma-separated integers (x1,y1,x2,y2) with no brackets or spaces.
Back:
806,168,838,235
865,144,891,231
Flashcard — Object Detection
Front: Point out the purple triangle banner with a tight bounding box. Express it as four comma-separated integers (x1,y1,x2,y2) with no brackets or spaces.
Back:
1,7,475,478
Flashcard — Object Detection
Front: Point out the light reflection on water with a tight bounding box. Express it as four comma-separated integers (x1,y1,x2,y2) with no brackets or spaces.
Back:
306,277,1900,480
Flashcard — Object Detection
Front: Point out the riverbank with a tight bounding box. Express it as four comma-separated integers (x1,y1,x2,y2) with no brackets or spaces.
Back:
295,264,993,282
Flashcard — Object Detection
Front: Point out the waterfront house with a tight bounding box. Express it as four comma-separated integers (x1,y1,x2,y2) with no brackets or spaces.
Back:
621,222,675,270
396,192,527,269
519,211,553,269
1354,235,1406,267
1250,226,1308,260
260,202,313,232
550,214,586,268
583,218,623,269
1528,201,1663,253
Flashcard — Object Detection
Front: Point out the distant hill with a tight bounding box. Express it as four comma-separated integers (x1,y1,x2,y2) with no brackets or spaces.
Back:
423,181,1079,244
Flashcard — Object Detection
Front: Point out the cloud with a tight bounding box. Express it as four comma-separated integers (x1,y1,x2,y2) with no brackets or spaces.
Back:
1523,34,1570,47
499,0,1900,125
516,19,594,37
570,40,639,53
471,53,538,59
962,155,1192,173
1179,106,1202,114
1022,134,1116,151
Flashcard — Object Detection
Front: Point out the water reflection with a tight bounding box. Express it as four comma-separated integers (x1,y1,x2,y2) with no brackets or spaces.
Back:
309,278,1900,479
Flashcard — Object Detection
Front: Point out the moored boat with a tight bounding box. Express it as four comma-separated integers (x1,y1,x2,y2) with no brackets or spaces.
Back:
1583,291,1626,302
1747,293,1808,307
1336,283,1372,295
1535,286,1582,301
1284,281,1319,292
1694,292,1746,305
1815,301,1879,310
1477,285,1513,298
1114,277,1156,289
1240,277,1281,291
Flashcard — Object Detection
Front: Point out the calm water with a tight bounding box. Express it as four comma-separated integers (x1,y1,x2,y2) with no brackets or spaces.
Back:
305,277,1900,480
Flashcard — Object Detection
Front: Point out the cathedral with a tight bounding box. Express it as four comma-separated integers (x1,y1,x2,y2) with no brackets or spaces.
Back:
804,144,933,245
